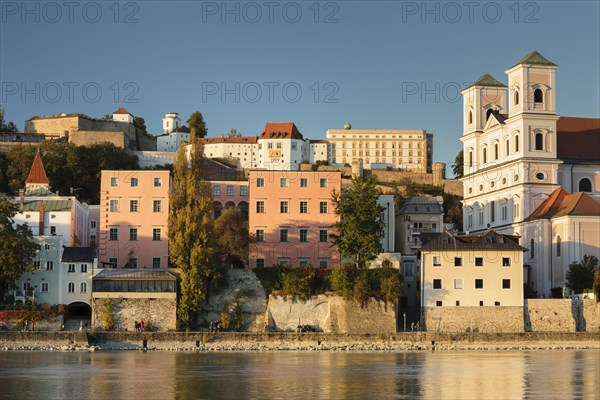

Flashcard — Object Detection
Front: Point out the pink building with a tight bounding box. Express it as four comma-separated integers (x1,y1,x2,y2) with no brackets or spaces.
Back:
99,170,170,269
210,180,250,218
248,170,341,269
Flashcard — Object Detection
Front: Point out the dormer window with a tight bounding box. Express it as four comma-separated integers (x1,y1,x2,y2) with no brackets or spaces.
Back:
534,88,543,103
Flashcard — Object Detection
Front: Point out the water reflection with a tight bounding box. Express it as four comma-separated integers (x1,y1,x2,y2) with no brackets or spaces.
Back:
0,350,598,399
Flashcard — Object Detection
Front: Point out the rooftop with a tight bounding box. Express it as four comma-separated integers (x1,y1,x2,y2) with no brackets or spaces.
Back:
93,269,176,281
200,136,258,144
25,151,49,185
19,198,73,212
466,73,507,89
525,188,600,221
420,230,526,252
259,122,304,140
397,196,444,215
62,247,95,262
557,117,600,162
113,107,132,115
509,50,557,69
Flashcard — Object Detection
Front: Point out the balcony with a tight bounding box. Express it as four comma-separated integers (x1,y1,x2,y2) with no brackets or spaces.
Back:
14,289,36,304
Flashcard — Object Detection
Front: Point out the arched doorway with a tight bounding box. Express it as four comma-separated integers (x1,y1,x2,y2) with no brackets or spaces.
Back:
65,301,92,331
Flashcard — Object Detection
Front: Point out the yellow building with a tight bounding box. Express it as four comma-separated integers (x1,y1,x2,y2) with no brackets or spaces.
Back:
326,122,433,172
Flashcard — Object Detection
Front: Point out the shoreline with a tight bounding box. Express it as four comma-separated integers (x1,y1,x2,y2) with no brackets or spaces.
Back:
1,331,599,352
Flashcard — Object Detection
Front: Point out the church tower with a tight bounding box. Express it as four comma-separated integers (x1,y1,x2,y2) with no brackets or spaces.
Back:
25,150,50,194
162,112,181,134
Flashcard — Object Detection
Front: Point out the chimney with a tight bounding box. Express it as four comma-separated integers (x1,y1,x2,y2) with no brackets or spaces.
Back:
19,189,24,205
39,203,45,236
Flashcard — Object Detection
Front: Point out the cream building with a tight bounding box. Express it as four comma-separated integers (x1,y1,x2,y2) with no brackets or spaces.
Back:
460,51,600,297
420,230,526,309
326,122,433,172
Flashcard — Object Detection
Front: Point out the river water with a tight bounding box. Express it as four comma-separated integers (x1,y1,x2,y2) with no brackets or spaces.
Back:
0,350,598,399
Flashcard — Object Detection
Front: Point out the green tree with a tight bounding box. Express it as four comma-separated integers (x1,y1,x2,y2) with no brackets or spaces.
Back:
453,149,464,178
330,175,385,268
169,134,217,329
0,194,40,298
187,111,208,138
0,107,19,133
133,116,147,133
566,255,599,293
593,269,600,302
214,208,249,268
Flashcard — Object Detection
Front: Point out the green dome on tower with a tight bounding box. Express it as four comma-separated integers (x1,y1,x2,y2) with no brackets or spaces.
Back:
344,121,351,130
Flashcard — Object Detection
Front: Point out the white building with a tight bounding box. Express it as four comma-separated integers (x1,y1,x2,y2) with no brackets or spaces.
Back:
459,51,600,297
157,113,191,152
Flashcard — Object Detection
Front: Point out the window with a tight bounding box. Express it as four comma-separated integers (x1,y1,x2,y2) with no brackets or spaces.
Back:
515,135,519,152
490,201,495,223
213,185,221,196
299,259,310,268
556,236,561,257
483,147,487,164
300,178,308,188
130,199,139,212
255,229,265,242
494,143,499,160
41,283,48,292
467,215,473,228
530,239,535,259
130,177,138,187
478,212,484,226
109,199,119,212
299,229,308,242
267,142,273,149
81,282,87,293
578,178,592,193
319,201,328,214
280,229,288,242
468,110,473,124
454,278,463,289
318,259,328,269
154,177,162,187
468,151,473,167
46,261,53,271
502,206,508,221
514,90,519,105
433,256,441,267
68,264,75,272
110,177,118,187
534,88,543,103
506,139,510,156
153,228,161,241
90,220,97,229
280,178,289,187
535,132,544,150
227,185,234,196
276,143,282,149
436,301,443,307
129,228,138,241
433,279,442,289
240,186,248,196
68,282,75,293
404,263,414,277
475,257,483,267
128,258,138,268
34,260,41,270
456,300,460,306
319,178,328,188
256,259,265,268
109,228,118,241
502,279,511,289
454,257,462,267
50,226,56,235
256,200,265,213
153,200,162,213
475,279,483,289
502,257,511,267
299,201,308,214
153,257,161,269
278,258,290,267
81,264,87,273
319,229,328,242
256,177,264,187
109,258,118,268
280,201,289,213
480,301,484,306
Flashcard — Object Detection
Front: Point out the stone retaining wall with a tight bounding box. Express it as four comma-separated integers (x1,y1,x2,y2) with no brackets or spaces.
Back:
264,295,396,334
425,306,524,333
525,299,577,332
92,297,176,332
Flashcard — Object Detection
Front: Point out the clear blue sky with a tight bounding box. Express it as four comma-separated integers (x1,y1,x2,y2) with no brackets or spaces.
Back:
1,1,599,170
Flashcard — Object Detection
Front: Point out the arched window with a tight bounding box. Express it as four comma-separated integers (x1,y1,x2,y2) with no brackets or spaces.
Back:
68,282,75,293
486,109,494,120
494,143,499,160
530,239,535,259
81,282,87,293
556,236,561,257
468,150,473,167
535,132,544,150
515,135,519,152
578,178,592,192
483,147,487,164
506,139,510,156
534,88,543,103
468,111,473,124
514,91,519,105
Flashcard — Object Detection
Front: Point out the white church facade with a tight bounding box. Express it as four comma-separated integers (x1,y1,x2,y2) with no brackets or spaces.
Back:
460,51,600,298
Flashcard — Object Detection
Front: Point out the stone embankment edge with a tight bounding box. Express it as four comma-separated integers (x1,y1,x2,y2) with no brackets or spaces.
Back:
1,332,599,352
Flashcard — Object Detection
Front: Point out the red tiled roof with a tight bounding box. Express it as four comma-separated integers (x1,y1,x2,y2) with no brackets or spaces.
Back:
200,136,258,144
25,151,49,185
525,188,600,221
259,122,304,140
112,107,131,115
557,117,600,161
310,140,328,144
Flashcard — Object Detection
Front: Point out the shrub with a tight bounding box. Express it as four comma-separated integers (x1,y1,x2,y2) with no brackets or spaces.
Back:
233,301,243,331
99,299,114,331
281,267,315,300
220,302,231,331
330,263,358,299
593,269,600,302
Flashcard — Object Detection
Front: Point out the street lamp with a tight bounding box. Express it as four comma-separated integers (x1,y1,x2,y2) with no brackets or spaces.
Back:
403,312,406,332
